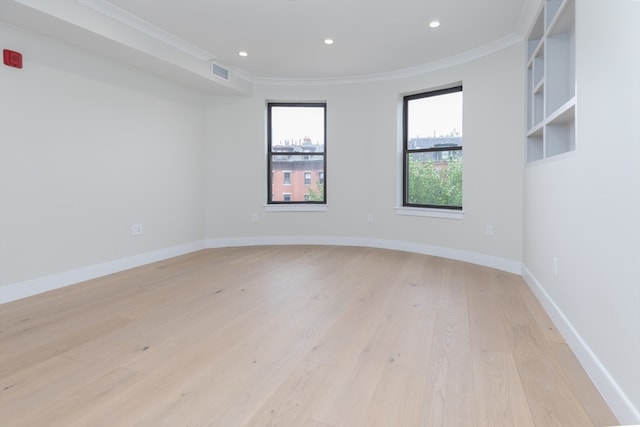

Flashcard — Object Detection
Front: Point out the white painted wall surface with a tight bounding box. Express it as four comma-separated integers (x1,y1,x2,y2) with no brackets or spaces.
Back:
1,3,637,421
523,1,640,422
205,45,525,267
0,23,207,289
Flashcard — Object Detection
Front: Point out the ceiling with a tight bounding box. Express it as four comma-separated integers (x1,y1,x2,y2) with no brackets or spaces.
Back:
104,0,530,81
1,0,537,92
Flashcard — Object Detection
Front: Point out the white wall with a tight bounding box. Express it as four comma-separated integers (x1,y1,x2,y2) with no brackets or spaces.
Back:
205,45,524,269
0,23,207,295
523,1,640,422
2,2,637,421
1,21,524,295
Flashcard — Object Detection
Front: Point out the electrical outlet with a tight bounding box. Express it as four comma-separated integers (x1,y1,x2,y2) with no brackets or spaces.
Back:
131,224,143,236
485,224,494,236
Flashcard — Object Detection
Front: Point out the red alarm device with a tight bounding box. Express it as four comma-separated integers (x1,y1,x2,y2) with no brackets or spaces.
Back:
3,49,23,68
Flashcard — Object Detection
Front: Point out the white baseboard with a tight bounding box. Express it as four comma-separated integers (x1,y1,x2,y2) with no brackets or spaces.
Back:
0,240,206,304
522,265,640,424
206,235,522,275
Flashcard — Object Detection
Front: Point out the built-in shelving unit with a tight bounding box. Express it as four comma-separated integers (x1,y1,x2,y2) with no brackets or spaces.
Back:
526,0,575,162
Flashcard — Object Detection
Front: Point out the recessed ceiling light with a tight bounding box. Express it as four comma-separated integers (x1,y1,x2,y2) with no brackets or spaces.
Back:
429,20,440,28
324,38,334,45
238,51,248,57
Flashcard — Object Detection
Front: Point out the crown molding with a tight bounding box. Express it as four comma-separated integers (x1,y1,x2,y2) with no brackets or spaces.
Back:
251,33,523,87
9,0,525,90
75,0,216,61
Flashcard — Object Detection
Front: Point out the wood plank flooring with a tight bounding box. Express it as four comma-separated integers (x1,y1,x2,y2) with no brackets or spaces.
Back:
0,246,618,426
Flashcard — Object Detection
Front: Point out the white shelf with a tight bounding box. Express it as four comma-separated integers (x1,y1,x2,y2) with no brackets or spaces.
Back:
527,131,544,162
527,10,545,58
533,79,544,95
529,39,544,62
533,50,544,84
525,0,575,163
545,0,563,29
547,0,575,35
547,97,576,124
527,122,545,137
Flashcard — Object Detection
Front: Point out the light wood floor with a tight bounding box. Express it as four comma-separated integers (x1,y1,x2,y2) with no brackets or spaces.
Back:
0,246,618,427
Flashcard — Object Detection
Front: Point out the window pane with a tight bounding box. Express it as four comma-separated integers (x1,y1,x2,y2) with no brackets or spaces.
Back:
406,151,462,207
407,91,463,141
270,106,325,151
270,155,324,202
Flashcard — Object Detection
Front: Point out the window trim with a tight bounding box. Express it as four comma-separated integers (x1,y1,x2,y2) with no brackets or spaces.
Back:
267,102,327,205
395,206,464,220
402,85,463,210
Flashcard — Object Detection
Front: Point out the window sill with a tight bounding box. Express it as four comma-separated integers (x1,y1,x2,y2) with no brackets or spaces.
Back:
395,206,464,220
264,204,328,212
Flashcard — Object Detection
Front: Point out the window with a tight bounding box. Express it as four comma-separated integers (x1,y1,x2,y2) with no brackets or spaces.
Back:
403,86,463,209
268,103,326,204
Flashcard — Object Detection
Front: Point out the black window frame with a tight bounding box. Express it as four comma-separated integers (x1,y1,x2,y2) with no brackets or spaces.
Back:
402,85,463,210
267,102,327,204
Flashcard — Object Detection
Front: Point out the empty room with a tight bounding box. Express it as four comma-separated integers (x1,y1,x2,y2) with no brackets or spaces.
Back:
1,0,638,426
